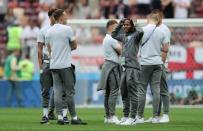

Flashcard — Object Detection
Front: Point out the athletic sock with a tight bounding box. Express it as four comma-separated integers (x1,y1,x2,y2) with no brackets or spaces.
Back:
43,108,48,117
58,115,63,120
62,109,68,117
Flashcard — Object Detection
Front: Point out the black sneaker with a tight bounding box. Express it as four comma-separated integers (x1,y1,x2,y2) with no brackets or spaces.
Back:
71,118,87,125
40,116,49,124
48,110,56,120
63,116,69,124
57,119,65,125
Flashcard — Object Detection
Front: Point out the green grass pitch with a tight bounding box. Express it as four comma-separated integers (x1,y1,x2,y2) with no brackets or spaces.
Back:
0,108,202,131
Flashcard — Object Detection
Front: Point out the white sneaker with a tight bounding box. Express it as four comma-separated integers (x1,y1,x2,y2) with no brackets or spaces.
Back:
120,118,136,125
144,117,153,123
104,117,109,123
151,117,160,123
145,116,161,123
136,116,144,124
118,117,128,125
159,114,170,123
108,116,120,124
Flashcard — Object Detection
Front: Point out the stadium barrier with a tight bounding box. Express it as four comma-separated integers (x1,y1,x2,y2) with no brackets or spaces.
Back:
0,78,203,107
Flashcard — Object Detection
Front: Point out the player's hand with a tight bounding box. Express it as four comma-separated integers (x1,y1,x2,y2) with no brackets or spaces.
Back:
119,19,125,26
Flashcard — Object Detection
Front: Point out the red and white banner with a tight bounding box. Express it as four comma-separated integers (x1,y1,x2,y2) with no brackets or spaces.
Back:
169,45,203,79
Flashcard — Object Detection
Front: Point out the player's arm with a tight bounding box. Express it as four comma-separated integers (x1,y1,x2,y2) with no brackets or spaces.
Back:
135,27,144,44
47,44,51,57
68,27,77,51
113,42,122,56
44,33,51,59
37,30,45,70
38,42,43,70
161,44,169,63
161,30,170,63
111,20,124,42
115,44,122,55
70,39,77,51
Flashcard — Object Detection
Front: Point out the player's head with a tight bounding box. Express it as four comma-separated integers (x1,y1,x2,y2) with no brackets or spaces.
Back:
48,8,57,25
106,20,118,33
151,9,164,25
122,18,135,33
147,12,160,26
53,9,68,25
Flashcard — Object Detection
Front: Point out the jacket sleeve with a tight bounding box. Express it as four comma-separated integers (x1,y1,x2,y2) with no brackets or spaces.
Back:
134,27,144,44
111,24,125,42
137,29,144,43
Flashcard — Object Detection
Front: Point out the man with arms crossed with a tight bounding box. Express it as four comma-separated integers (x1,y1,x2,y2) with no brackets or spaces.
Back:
136,12,169,124
37,8,57,124
45,9,87,125
97,20,122,124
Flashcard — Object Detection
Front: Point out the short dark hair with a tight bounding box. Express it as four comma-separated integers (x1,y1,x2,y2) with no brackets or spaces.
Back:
52,9,64,21
106,20,118,29
48,8,57,17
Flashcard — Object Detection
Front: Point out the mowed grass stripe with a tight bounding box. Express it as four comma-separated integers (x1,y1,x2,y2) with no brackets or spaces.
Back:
0,108,202,131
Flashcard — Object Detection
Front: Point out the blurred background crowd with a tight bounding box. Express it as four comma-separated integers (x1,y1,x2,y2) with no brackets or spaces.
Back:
0,0,203,107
